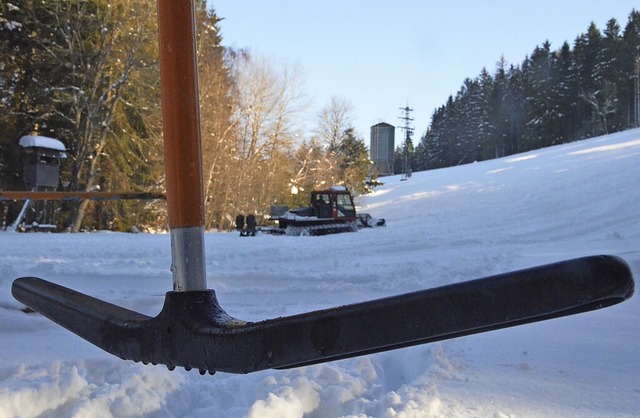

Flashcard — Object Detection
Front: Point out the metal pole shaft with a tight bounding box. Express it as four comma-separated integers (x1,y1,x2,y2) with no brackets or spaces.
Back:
157,0,206,291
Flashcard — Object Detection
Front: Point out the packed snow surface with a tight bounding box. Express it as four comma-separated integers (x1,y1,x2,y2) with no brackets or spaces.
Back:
18,135,66,151
1,129,639,417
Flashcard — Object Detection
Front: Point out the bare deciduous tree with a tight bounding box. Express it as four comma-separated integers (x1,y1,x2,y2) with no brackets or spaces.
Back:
315,96,355,152
204,53,308,228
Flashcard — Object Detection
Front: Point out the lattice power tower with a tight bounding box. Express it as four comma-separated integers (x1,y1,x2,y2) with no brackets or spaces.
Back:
398,105,414,178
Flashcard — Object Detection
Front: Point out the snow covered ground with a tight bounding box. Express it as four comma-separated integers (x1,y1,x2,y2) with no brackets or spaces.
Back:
1,129,639,417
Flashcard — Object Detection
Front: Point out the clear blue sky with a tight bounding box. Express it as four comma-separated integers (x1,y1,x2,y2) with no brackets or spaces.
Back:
208,1,635,145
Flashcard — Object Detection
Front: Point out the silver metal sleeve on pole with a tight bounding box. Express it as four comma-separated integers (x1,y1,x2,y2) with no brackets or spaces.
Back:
170,226,207,291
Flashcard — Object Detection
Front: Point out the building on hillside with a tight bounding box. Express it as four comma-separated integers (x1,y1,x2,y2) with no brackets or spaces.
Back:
20,135,67,191
17,135,67,230
370,122,395,176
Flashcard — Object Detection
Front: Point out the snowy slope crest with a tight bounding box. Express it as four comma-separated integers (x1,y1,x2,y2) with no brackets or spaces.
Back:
1,129,639,417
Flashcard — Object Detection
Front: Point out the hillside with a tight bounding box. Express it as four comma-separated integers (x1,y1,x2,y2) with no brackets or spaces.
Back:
1,129,639,417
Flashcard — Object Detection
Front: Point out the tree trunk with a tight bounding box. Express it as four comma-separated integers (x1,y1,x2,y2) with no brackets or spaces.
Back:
71,199,91,232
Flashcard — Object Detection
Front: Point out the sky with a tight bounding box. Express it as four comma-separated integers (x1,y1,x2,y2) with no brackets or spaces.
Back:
209,1,636,146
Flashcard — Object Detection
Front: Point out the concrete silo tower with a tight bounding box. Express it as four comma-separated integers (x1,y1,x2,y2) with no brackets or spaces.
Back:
370,122,395,176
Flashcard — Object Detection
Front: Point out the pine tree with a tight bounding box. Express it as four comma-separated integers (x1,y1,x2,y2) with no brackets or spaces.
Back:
586,18,623,134
336,128,371,195
195,2,238,230
552,41,578,142
487,57,510,159
573,22,605,137
477,67,496,159
621,10,640,128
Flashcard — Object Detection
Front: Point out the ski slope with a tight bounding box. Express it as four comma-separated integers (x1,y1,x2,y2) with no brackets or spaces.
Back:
1,129,639,417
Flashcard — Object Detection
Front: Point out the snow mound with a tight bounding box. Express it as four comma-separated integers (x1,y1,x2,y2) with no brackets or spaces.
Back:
19,135,66,151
